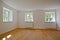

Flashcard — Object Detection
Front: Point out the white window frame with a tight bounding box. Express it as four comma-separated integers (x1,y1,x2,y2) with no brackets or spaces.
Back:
45,12,56,22
3,7,13,22
25,12,33,22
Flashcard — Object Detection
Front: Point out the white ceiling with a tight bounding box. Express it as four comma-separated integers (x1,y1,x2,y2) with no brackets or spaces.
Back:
2,0,60,11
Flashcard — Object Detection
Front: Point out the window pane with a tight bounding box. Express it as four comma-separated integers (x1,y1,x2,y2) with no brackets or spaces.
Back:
5,11,9,21
25,13,33,22
9,11,13,21
45,12,55,22
3,10,9,22
3,7,13,22
45,13,49,21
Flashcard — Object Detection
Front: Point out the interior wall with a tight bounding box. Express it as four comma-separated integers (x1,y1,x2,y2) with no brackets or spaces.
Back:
0,0,3,34
18,11,33,28
0,1,18,34
33,10,56,29
18,10,57,29
56,8,60,30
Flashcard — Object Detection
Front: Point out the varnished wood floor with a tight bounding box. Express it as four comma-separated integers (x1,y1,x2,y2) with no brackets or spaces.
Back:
0,28,60,40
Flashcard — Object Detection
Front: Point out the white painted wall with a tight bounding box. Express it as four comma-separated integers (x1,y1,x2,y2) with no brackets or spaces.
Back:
18,11,33,28
33,10,56,29
0,0,3,34
56,8,60,30
2,0,60,11
18,10,57,29
0,1,18,34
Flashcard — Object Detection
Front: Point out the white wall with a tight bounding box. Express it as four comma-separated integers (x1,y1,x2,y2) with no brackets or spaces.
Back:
0,1,18,34
18,11,33,28
33,10,56,29
0,0,3,34
18,10,57,29
56,8,60,30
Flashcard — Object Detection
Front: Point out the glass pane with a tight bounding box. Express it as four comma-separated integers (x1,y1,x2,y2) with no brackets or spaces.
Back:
3,7,13,22
45,13,49,22
3,10,9,22
9,11,13,21
5,11,9,21
25,13,33,22
45,12,55,22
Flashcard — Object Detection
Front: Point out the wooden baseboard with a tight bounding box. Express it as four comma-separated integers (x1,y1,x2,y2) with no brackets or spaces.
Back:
17,28,57,30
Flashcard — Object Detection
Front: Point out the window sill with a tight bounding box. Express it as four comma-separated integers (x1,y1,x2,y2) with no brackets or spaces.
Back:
3,21,13,23
25,21,33,23
45,21,56,23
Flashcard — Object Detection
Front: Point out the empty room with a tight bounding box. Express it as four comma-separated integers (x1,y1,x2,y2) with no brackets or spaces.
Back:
0,0,60,40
